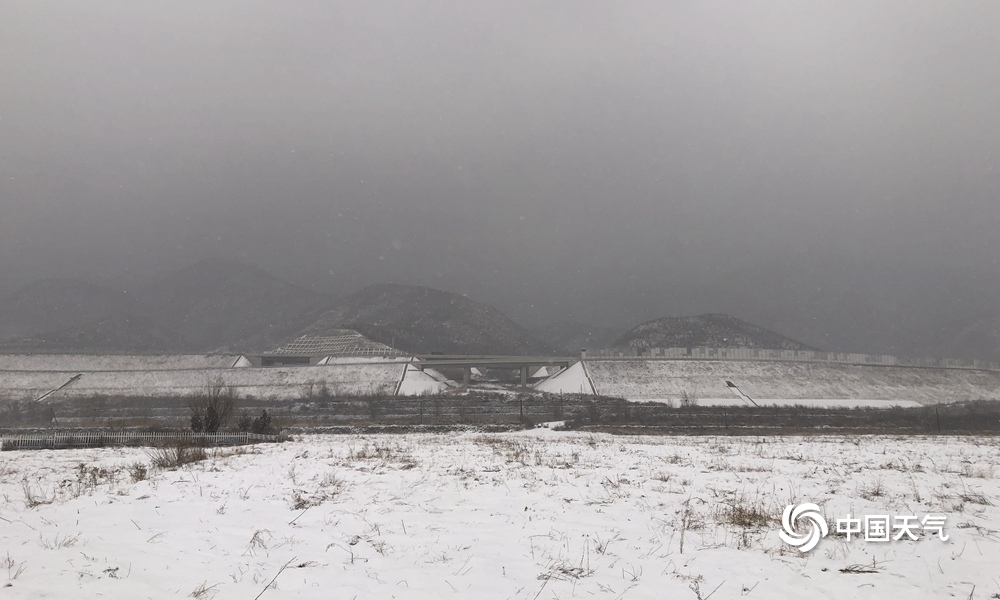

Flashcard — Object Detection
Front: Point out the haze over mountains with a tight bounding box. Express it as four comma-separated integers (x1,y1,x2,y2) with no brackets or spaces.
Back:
5,2,1000,365
299,283,546,356
1,258,998,361
0,259,553,355
0,279,126,342
0,260,332,353
535,322,620,356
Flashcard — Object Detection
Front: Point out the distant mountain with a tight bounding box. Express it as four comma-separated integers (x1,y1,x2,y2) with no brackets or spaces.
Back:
1,259,336,353
665,262,1000,361
2,313,187,353
298,283,549,355
929,310,1000,362
130,259,335,351
0,279,126,342
535,321,619,355
610,313,815,351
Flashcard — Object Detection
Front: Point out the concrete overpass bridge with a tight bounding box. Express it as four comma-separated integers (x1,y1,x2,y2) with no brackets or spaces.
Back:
414,355,578,385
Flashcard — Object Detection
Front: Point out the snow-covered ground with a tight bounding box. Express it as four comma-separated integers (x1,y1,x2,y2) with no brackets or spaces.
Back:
1,432,997,599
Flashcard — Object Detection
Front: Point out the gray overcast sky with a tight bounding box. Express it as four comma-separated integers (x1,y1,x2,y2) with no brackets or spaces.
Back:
2,1,999,352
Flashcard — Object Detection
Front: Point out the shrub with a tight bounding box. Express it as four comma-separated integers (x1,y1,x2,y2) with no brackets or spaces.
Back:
252,410,272,434
237,409,274,434
236,409,253,433
190,379,237,433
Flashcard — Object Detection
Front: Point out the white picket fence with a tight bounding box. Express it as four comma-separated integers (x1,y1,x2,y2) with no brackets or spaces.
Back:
1,431,278,451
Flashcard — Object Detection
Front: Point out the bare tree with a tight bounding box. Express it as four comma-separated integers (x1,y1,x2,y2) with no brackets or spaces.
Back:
190,378,237,433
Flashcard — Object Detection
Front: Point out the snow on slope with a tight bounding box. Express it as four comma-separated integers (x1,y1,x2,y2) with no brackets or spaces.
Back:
647,397,923,408
533,361,594,394
0,357,456,400
396,364,453,396
0,354,245,372
0,433,996,599
576,359,1000,403
0,362,410,401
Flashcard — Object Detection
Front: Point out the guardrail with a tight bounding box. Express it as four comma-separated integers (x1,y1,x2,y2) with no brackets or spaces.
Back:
1,431,279,451
585,347,1000,372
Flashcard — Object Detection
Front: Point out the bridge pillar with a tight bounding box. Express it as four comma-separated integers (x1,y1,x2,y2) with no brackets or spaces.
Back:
520,366,528,386
463,367,471,384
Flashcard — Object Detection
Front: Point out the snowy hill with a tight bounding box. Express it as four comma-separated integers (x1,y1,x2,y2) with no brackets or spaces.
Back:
298,283,549,355
610,313,814,352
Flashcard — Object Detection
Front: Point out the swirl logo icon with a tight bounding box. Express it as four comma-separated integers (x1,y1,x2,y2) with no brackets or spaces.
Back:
779,503,828,553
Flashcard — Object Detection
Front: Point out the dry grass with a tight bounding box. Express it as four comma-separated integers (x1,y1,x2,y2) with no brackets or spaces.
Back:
128,461,149,482
189,581,220,598
20,479,54,508
289,489,327,510
959,492,994,506
961,464,995,479
346,442,418,469
2,553,25,581
0,460,14,481
715,492,774,530
289,473,347,510
75,463,122,489
38,533,80,550
476,436,543,465
858,477,887,500
319,472,347,495
839,558,883,574
148,443,208,470
242,529,272,558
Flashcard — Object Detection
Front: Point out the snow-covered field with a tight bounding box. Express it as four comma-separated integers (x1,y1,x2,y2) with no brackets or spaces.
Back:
1,432,998,599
